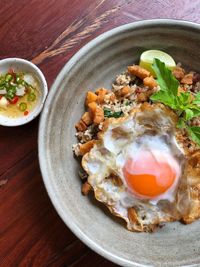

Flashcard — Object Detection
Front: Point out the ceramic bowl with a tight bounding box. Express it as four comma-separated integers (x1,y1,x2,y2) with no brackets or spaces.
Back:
39,19,200,267
0,58,48,126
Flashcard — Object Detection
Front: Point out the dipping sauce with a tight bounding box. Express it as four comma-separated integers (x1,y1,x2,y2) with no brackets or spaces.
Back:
0,69,40,118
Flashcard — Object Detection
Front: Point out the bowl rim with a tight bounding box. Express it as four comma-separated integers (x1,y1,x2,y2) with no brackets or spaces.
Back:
0,57,48,126
38,19,200,267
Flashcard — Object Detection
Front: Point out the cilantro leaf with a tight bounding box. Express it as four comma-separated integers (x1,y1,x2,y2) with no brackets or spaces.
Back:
185,109,194,120
177,92,191,107
152,58,179,96
187,107,200,118
192,92,200,105
150,58,200,120
150,58,179,109
187,126,200,146
150,90,177,109
177,118,186,129
147,58,200,146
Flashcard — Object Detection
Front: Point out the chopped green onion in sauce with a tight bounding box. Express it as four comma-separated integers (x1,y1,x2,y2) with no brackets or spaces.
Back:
0,69,39,118
19,102,27,111
27,93,36,101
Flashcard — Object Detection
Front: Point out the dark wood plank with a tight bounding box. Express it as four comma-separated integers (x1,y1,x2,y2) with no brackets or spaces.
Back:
0,0,200,266
0,119,38,176
68,250,120,267
0,151,83,267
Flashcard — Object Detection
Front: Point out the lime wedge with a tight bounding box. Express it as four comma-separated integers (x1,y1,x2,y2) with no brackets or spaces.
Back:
139,50,176,77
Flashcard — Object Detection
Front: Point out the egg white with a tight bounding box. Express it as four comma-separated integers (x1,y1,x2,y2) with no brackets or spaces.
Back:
82,104,186,230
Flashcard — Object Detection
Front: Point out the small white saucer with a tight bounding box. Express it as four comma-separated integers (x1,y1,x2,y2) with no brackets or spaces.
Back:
0,58,48,126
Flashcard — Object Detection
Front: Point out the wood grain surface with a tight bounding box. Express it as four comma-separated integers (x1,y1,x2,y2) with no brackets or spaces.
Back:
0,1,200,266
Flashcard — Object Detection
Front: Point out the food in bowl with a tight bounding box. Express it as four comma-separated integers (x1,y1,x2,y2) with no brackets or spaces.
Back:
0,68,39,117
73,50,200,232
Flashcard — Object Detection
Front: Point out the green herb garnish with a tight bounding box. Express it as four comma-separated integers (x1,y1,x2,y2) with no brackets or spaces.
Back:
5,74,13,82
104,109,123,118
150,58,200,146
0,71,36,105
125,100,131,106
187,126,200,146
6,86,16,99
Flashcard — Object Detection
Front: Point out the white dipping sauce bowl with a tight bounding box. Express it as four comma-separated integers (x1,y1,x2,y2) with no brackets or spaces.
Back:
0,58,48,126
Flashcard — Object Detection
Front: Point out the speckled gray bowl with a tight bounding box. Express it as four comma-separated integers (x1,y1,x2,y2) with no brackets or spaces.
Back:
39,19,200,267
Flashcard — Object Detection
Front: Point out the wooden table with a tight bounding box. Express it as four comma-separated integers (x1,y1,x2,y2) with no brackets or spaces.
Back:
1,1,200,266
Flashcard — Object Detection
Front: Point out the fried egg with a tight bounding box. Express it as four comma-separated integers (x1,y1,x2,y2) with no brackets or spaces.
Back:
82,103,200,232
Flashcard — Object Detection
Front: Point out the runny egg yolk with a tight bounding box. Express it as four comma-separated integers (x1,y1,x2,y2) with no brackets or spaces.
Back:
123,150,178,198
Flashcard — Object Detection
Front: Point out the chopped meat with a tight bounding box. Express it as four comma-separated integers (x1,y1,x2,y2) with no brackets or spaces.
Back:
172,66,185,80
82,182,92,195
181,73,193,85
143,76,157,89
127,65,150,80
